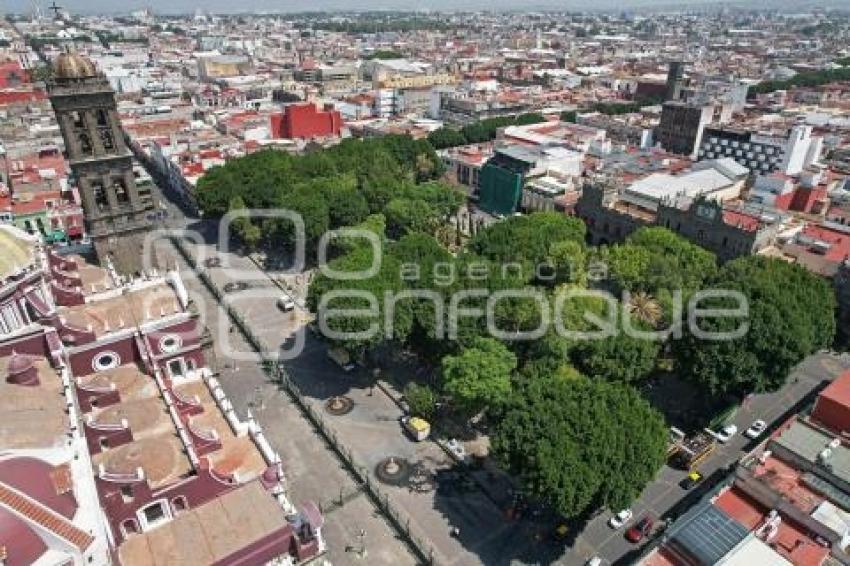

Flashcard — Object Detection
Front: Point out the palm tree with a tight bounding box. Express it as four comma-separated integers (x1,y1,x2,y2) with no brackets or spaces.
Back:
627,291,663,328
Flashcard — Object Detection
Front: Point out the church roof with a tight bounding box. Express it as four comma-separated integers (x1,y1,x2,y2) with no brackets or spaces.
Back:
53,52,97,80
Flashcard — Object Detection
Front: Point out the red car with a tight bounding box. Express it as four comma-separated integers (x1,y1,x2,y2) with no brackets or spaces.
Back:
625,516,654,543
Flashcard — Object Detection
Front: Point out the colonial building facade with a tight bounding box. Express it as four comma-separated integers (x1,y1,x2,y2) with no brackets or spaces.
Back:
577,177,780,262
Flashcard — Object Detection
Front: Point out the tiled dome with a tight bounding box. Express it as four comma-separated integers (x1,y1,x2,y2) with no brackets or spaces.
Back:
53,52,97,80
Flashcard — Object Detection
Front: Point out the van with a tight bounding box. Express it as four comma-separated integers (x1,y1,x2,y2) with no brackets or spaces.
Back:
277,296,296,312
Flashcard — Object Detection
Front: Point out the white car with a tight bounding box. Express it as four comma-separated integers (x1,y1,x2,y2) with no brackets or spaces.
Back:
609,508,633,529
715,424,738,443
745,419,767,439
277,296,296,312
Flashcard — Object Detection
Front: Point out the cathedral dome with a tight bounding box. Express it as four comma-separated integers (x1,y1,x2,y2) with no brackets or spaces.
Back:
53,52,97,80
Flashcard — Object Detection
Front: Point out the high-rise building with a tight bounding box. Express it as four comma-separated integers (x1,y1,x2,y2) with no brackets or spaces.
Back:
47,52,154,275
655,101,715,158
665,61,685,102
698,124,823,176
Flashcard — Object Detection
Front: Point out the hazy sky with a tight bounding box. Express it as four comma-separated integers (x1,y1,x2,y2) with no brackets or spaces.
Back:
4,0,842,15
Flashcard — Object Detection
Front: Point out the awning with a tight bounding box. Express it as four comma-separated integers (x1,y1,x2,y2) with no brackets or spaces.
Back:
47,229,66,242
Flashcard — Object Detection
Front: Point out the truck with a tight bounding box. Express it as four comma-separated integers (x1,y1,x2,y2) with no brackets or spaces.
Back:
402,416,431,441
670,431,716,471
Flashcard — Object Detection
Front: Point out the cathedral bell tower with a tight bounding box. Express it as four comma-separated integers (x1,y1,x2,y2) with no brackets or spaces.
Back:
47,52,155,275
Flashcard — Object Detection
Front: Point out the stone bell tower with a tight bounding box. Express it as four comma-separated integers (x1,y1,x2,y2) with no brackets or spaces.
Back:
47,52,155,275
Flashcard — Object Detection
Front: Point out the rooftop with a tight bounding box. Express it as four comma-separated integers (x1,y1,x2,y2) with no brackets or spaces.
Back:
0,225,37,280
771,419,850,489
665,502,749,565
58,281,182,337
714,487,831,566
0,353,67,449
117,480,289,565
817,370,850,413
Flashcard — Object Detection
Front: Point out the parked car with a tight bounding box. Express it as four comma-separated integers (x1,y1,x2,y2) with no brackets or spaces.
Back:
223,281,249,293
609,509,632,529
715,424,738,443
586,558,602,566
745,419,768,439
625,515,654,543
679,470,703,490
277,296,296,312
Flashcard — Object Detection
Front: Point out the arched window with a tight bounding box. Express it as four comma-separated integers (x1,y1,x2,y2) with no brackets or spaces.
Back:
79,132,93,156
93,182,108,212
113,178,129,204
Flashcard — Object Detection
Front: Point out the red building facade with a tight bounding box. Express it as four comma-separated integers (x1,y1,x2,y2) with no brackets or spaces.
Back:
270,103,342,140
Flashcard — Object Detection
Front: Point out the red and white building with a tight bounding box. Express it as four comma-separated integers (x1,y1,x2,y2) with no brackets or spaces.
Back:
0,224,324,565
270,103,343,140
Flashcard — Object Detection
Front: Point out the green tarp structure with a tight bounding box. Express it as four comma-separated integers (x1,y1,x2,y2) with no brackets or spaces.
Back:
478,162,523,216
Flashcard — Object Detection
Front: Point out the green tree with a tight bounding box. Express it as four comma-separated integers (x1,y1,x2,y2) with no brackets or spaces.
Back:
404,383,437,420
491,375,667,519
560,110,578,123
442,337,517,415
570,333,659,383
546,239,587,285
603,227,717,296
514,112,546,125
307,245,406,354
427,127,468,149
674,256,836,397
385,198,436,239
470,212,586,274
330,213,386,255
324,186,369,228
228,196,262,250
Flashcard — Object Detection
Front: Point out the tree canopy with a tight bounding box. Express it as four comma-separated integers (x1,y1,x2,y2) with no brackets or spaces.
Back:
195,136,457,259
674,256,836,397
426,113,548,150
469,212,586,276
602,227,717,295
491,375,667,519
441,337,517,415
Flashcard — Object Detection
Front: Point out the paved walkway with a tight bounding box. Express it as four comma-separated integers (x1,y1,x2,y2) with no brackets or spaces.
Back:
154,237,417,566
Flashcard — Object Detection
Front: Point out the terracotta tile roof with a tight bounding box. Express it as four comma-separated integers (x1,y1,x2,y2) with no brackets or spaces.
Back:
0,481,94,551
722,210,762,232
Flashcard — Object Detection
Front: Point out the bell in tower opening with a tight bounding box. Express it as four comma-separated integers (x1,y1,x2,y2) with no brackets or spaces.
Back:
47,51,156,276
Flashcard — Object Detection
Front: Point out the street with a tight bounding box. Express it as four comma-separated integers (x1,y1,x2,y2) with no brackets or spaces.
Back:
568,351,850,565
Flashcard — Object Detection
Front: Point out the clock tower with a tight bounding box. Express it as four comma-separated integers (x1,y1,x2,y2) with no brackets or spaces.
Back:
48,52,155,275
